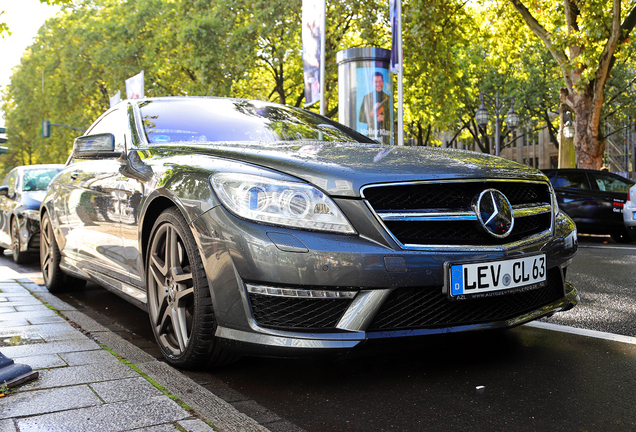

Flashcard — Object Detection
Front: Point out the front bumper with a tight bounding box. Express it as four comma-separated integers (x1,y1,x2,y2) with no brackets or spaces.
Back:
191,205,579,356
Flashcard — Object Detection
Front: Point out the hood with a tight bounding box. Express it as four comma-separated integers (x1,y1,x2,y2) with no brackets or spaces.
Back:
153,142,547,198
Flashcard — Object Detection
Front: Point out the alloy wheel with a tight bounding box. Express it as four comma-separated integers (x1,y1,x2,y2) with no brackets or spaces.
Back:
147,222,195,357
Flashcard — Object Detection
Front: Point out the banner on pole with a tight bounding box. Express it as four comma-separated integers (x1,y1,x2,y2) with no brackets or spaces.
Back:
389,0,400,74
109,90,121,107
302,0,323,107
125,71,144,99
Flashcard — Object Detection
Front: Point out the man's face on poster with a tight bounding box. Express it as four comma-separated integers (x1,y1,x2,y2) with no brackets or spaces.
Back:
374,74,384,92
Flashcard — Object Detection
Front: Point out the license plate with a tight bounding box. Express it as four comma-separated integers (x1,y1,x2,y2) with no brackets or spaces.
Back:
447,254,547,300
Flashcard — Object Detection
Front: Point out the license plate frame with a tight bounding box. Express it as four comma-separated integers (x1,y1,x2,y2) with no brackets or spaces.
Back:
445,253,547,301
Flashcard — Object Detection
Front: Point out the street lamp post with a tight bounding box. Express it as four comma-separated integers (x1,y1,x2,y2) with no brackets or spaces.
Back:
475,93,520,156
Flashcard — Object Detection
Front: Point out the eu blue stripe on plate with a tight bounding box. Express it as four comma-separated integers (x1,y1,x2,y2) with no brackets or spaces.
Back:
451,265,463,295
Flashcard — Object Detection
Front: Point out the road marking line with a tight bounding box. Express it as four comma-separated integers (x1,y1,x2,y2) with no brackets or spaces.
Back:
579,245,636,250
527,321,636,345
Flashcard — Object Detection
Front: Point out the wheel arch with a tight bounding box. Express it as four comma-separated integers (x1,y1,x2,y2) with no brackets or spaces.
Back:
140,195,181,266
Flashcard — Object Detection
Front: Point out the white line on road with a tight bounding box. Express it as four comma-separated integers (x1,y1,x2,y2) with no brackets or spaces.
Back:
527,321,636,345
579,245,636,250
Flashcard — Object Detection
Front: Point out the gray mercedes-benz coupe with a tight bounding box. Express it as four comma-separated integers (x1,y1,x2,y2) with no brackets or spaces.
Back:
40,97,579,369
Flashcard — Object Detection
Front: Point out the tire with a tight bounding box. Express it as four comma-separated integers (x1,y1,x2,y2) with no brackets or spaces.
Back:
40,212,86,293
11,218,31,264
146,207,237,369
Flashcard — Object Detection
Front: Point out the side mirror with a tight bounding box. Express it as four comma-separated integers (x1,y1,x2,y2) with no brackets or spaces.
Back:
73,133,122,158
0,185,8,197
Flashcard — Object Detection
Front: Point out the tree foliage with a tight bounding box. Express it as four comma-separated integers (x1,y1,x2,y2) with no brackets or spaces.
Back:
506,0,636,169
3,0,636,174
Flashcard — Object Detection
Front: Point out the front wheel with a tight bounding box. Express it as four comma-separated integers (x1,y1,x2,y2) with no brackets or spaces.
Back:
146,207,237,369
40,212,86,292
11,218,31,264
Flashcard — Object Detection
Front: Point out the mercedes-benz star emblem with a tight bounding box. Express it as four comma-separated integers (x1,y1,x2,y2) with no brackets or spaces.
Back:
474,189,514,238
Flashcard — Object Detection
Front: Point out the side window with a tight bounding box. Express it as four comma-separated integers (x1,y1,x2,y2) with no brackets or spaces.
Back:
593,174,633,193
85,109,126,152
553,172,590,190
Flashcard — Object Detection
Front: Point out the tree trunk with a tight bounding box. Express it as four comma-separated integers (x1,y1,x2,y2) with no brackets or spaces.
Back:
568,88,605,170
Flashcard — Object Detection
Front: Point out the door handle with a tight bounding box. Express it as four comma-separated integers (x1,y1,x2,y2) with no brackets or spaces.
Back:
70,171,81,180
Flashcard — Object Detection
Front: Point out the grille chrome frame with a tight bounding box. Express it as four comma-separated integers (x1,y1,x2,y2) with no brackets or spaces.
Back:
361,179,555,251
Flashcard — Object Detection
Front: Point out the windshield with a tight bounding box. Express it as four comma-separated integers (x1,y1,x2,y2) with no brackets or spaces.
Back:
138,99,377,145
22,168,63,192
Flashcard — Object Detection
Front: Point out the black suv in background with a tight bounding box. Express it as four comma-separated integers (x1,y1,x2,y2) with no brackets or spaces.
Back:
543,169,634,242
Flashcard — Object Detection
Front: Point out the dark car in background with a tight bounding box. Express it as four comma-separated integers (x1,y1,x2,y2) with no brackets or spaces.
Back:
542,169,635,243
0,164,64,263
40,97,579,369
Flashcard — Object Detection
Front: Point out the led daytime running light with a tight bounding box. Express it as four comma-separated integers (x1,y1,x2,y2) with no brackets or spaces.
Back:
246,284,357,299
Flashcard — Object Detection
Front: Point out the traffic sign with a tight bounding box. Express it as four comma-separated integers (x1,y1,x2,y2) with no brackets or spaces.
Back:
42,120,51,138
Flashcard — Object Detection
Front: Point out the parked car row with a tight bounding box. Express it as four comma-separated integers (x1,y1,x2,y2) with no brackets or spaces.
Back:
1,97,580,369
542,168,635,243
0,164,64,263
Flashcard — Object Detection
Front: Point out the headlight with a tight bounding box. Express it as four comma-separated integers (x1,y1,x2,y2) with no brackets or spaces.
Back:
210,173,356,234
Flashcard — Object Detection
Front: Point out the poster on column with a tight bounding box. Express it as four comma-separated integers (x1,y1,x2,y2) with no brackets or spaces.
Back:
302,0,322,107
356,67,393,145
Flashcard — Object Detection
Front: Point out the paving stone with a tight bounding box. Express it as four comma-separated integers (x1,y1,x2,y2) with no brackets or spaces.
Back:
15,395,190,432
0,297,7,302
90,377,163,403
91,331,156,364
138,361,269,432
127,423,180,432
12,354,67,370
177,419,217,432
60,349,119,366
0,307,14,314
27,315,67,325
0,318,29,327
15,305,52,312
0,419,17,432
0,338,100,359
0,385,102,418
15,279,47,292
33,292,76,311
0,284,29,294
0,310,58,323
2,296,41,305
61,310,110,332
18,361,139,391
0,322,78,341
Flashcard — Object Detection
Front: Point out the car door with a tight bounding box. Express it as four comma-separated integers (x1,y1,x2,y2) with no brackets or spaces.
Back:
63,109,128,281
549,171,595,225
588,172,634,230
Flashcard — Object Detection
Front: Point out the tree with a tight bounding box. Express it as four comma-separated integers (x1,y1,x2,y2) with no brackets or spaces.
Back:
506,0,636,169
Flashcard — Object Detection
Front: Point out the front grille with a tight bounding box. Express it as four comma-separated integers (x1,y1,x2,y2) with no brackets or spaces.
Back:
363,180,553,247
368,268,563,331
248,293,352,330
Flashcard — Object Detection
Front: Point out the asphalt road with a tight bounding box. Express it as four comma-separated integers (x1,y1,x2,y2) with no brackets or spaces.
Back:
3,236,636,432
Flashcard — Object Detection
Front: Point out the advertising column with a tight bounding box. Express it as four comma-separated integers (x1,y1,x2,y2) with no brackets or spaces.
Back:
337,48,393,145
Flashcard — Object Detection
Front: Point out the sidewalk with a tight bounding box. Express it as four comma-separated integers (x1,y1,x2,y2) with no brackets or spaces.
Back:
0,265,269,432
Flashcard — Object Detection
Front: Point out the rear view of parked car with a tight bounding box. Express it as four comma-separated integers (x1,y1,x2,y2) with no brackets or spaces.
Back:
624,184,636,242
543,168,635,243
40,97,579,369
0,164,64,263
